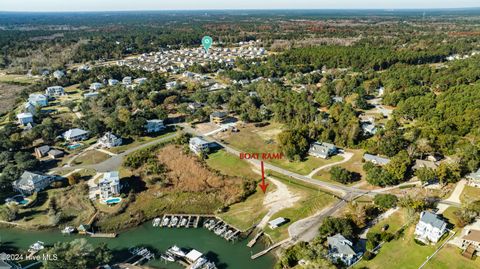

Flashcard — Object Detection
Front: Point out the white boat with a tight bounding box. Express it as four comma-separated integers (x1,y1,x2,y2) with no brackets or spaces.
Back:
224,230,233,238
167,245,186,257
29,241,45,252
170,217,179,227
153,217,161,227
61,226,76,234
162,217,170,227
180,218,188,227
161,253,175,262
215,225,227,236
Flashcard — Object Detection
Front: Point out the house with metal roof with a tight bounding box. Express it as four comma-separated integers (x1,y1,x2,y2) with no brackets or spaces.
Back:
28,93,48,107
414,211,447,243
268,217,288,229
308,142,338,159
12,171,54,195
327,234,359,266
363,153,391,166
63,128,89,142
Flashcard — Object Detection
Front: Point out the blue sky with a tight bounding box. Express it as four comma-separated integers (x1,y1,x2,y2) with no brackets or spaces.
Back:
1,0,479,12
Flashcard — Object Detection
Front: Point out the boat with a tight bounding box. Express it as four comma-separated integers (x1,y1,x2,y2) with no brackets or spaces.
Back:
162,217,170,227
180,217,188,227
61,226,76,234
153,217,161,227
207,220,218,230
170,217,179,227
214,225,227,236
203,261,217,269
224,230,233,238
191,257,208,269
161,253,175,262
29,241,45,252
166,245,186,257
204,219,213,229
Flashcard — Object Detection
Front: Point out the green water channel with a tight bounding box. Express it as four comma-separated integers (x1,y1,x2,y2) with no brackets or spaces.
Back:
0,223,276,269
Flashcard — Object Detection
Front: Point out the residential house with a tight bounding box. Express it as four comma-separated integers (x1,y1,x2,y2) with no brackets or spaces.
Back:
210,111,228,124
134,77,147,85
28,94,48,107
460,229,480,258
308,142,338,159
53,70,65,79
166,81,178,90
327,234,359,266
361,122,377,135
108,79,119,86
17,113,33,126
63,128,89,142
99,171,121,199
84,92,99,99
45,86,65,96
48,149,64,159
98,132,122,148
467,168,480,188
35,145,51,158
189,137,213,155
268,217,288,229
414,211,447,243
145,119,165,133
183,71,194,78
90,82,103,91
363,154,391,166
12,171,53,195
413,159,438,171
187,102,203,111
24,102,36,115
122,76,132,85
332,96,344,103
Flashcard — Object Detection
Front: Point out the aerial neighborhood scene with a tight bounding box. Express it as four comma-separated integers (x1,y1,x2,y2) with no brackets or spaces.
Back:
1,0,480,269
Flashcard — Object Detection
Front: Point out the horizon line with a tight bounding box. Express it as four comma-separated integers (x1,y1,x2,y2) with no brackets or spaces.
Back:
1,7,480,13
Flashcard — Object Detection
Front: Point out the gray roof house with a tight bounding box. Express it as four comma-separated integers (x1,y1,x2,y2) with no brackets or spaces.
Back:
63,128,89,142
414,211,447,244
467,168,480,188
13,171,54,195
35,145,51,158
413,159,438,170
90,82,103,91
145,119,165,133
327,234,358,266
363,153,391,166
189,137,213,155
308,142,338,159
53,70,65,79
45,86,65,96
17,113,34,126
98,132,122,148
28,93,48,107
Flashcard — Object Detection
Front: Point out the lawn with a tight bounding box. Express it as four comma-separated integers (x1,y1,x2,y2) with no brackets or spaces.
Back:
368,208,407,235
460,186,480,204
0,74,37,85
263,170,338,242
312,149,365,186
73,150,110,166
109,129,176,154
206,149,259,180
425,245,480,269
218,122,343,175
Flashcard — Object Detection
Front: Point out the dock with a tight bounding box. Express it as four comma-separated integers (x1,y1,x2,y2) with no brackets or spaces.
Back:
247,231,263,247
156,214,211,228
251,238,291,259
90,233,117,238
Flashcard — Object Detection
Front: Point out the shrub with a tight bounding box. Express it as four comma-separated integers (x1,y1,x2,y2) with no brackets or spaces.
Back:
363,251,375,261
330,167,355,184
374,194,398,209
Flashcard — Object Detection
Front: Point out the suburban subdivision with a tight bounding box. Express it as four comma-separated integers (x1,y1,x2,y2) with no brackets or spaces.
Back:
1,4,480,269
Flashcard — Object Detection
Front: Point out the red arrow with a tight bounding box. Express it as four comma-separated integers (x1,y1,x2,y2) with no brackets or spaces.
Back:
259,161,269,193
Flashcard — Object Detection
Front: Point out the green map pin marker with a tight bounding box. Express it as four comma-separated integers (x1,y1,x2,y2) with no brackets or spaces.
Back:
202,36,213,53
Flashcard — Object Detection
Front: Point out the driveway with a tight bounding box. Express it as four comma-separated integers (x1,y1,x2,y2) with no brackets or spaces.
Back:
307,151,354,178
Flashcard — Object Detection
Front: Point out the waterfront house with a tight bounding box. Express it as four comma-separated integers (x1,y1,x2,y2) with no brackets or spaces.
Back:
210,111,228,124
460,229,480,258
28,94,48,107
308,142,338,159
53,70,65,79
45,86,65,96
414,211,447,244
98,132,122,148
145,119,165,133
12,171,53,195
189,137,213,155
363,153,391,166
466,168,480,188
90,82,103,91
63,128,89,142
99,171,121,199
17,113,33,126
268,217,288,229
327,234,358,266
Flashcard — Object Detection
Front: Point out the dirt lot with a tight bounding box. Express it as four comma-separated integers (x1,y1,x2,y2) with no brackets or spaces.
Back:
0,83,24,115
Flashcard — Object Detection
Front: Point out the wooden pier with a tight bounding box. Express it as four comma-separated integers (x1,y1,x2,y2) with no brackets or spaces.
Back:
251,238,292,259
90,233,117,238
247,231,264,247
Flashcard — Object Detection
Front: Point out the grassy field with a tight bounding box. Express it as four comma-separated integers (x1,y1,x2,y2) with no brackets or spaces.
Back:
313,149,365,185
73,150,110,166
0,74,37,85
460,186,480,204
109,129,176,154
206,149,258,179
263,170,338,242
425,245,480,269
218,122,343,175
368,208,408,235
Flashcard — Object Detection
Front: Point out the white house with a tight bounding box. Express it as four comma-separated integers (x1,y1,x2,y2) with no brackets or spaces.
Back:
414,211,447,244
53,70,65,79
122,76,132,85
189,137,213,155
134,77,147,85
108,79,119,86
63,128,89,142
308,142,338,159
24,102,36,115
17,113,34,126
98,132,122,148
28,94,48,107
99,171,121,199
327,234,359,266
13,171,54,195
363,153,391,166
145,119,165,133
45,86,65,96
90,83,103,91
